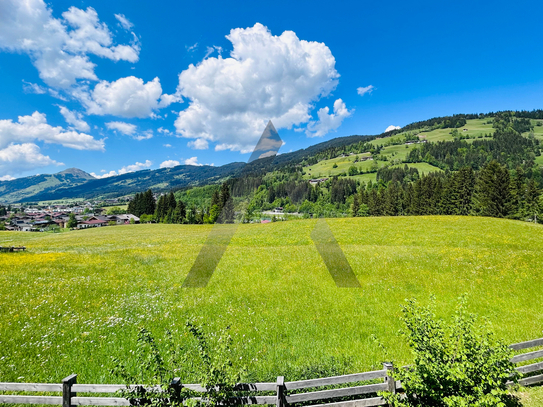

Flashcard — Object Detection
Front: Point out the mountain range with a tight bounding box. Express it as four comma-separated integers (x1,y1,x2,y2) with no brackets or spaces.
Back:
0,134,372,203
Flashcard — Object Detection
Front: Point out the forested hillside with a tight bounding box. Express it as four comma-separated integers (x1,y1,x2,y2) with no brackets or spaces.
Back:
158,110,543,224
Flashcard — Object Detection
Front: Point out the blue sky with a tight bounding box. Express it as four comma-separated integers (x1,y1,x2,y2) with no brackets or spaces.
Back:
1,0,542,180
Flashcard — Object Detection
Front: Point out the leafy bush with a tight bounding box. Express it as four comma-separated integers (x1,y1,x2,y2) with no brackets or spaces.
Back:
381,296,521,407
111,322,244,407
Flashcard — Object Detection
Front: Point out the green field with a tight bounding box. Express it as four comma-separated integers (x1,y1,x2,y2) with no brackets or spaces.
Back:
303,118,496,179
1,217,543,386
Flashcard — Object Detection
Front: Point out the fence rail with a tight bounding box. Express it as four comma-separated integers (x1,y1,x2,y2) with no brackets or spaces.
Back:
1,337,542,407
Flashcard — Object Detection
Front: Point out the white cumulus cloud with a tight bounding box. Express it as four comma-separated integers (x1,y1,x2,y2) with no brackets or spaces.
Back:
78,76,177,118
160,160,180,168
106,121,137,136
357,85,374,96
0,111,104,151
184,157,201,166
0,143,63,177
188,138,209,150
385,125,401,132
174,23,341,152
0,0,140,88
90,159,152,179
58,106,90,132
0,175,16,181
306,99,353,138
106,121,153,140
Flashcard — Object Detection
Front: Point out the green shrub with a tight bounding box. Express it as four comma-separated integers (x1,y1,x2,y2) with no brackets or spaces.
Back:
111,322,244,407
382,296,520,407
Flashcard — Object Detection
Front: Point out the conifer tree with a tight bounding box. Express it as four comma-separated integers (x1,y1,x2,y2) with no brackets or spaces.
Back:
474,161,511,218
453,167,475,215
525,178,540,223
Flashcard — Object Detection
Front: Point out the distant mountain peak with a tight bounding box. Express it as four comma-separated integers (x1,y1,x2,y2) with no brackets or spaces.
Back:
58,168,95,179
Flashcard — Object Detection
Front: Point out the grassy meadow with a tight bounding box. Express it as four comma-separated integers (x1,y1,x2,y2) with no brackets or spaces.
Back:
1,217,543,386
302,118,494,180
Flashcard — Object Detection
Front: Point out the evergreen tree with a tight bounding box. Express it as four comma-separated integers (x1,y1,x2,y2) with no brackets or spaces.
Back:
217,182,234,223
143,189,156,215
351,193,360,217
439,176,456,215
453,167,476,215
474,161,511,218
524,178,540,223
510,167,526,218
155,195,166,222
166,192,176,213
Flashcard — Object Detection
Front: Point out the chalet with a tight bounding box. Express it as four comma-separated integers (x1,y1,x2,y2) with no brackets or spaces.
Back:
77,219,108,229
115,214,140,224
309,178,329,186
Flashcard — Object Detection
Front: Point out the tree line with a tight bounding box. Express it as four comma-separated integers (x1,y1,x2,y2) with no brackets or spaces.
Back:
351,162,541,222
125,183,235,224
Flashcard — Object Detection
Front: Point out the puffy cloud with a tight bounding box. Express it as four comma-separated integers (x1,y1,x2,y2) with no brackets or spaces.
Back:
174,23,340,152
385,125,401,132
0,0,139,88
163,144,172,148
134,130,153,141
0,111,104,151
357,85,374,96
306,99,353,138
79,76,177,118
114,14,133,31
58,106,90,132
160,160,180,168
90,159,152,179
187,138,209,150
90,170,117,179
0,175,16,181
106,121,137,136
0,143,63,177
184,157,201,166
106,121,153,140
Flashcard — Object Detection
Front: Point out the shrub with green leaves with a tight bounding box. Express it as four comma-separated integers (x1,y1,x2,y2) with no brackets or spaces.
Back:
381,296,521,407
111,321,244,407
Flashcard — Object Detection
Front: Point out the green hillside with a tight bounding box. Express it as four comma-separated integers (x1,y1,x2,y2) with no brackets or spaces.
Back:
0,168,95,203
1,216,542,383
303,117,494,181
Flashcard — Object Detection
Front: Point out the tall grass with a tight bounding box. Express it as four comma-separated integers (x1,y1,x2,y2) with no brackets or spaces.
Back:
1,216,542,384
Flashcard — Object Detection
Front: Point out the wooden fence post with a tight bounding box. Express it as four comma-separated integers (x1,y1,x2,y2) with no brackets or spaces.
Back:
62,374,77,407
276,376,285,407
383,362,395,394
170,377,181,402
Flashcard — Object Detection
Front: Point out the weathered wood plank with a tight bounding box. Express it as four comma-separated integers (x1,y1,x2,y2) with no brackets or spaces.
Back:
71,384,126,393
228,396,277,405
182,384,207,392
0,383,62,392
510,338,543,351
519,374,543,386
285,371,387,390
516,361,543,374
511,349,543,363
0,395,62,405
71,397,130,406
308,397,387,407
286,383,388,404
233,383,277,392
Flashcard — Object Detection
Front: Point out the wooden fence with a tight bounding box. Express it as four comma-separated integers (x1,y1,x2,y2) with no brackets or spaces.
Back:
0,337,542,407
0,246,26,252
